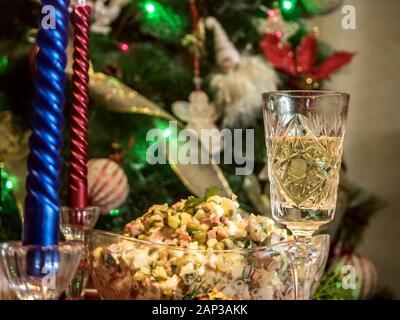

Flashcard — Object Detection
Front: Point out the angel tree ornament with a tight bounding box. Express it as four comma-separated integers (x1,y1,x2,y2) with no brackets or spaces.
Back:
256,8,299,42
206,17,278,127
171,2,222,155
90,0,126,35
172,90,222,154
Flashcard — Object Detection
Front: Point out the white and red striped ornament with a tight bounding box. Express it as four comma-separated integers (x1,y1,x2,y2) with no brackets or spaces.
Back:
329,252,378,300
87,158,129,214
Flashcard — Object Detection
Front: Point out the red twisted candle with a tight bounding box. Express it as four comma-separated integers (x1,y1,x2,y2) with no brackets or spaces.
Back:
68,3,91,210
189,0,201,90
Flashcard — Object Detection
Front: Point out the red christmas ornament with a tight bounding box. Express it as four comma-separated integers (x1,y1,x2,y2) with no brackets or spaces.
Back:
260,33,354,88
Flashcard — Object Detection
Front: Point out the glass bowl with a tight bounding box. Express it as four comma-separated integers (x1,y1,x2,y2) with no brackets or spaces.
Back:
88,230,329,300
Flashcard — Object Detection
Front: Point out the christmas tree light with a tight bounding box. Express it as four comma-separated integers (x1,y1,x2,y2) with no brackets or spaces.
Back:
162,128,171,138
138,0,186,40
0,55,8,74
109,209,121,216
5,180,13,190
144,1,156,14
1,169,15,192
280,0,297,12
119,42,130,53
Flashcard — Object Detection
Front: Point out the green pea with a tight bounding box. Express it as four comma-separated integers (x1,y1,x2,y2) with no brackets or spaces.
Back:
187,222,200,233
193,231,207,244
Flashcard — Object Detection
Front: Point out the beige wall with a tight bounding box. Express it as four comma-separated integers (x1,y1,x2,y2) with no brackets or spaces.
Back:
314,0,400,298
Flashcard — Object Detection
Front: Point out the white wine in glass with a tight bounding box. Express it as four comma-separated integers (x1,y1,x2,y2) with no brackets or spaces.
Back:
263,91,349,240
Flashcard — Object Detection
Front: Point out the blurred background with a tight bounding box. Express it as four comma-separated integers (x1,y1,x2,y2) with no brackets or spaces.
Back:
0,0,398,299
315,0,400,298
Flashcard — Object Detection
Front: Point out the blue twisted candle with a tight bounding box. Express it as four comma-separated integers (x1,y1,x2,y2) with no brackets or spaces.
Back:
23,0,70,246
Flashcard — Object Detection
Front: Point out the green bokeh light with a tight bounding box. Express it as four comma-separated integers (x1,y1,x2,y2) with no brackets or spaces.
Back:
1,169,16,191
109,209,121,216
281,0,296,11
0,55,8,74
138,0,186,41
162,128,171,138
144,2,156,14
5,180,13,190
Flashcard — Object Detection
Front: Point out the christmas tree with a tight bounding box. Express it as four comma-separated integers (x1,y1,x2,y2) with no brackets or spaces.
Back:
0,0,388,299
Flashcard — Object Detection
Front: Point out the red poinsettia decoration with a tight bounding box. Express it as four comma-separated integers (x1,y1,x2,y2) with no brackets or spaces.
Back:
260,33,354,88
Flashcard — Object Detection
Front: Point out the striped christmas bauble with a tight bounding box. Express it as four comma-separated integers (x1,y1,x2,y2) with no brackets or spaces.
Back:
88,158,129,214
329,252,378,300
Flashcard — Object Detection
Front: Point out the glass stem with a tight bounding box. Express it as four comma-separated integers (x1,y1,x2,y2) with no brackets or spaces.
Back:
287,228,316,300
292,230,314,242
65,230,89,300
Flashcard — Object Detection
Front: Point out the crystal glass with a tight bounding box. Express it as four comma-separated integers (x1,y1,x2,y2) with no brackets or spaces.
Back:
262,91,349,239
60,206,100,242
0,261,16,300
0,242,83,300
88,230,329,300
60,206,100,300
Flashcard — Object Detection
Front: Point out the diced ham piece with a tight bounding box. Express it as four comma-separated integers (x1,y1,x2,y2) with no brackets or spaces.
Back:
251,270,263,282
216,227,228,240
124,220,144,237
209,214,219,225
179,233,191,242
207,229,217,240
159,250,168,261
175,229,191,242
128,225,140,237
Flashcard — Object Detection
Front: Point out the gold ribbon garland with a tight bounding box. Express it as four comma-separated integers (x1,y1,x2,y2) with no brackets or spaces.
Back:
89,72,177,121
87,71,232,197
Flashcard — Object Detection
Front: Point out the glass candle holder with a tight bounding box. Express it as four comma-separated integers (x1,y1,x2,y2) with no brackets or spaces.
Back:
0,242,83,300
60,206,100,242
60,206,100,299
